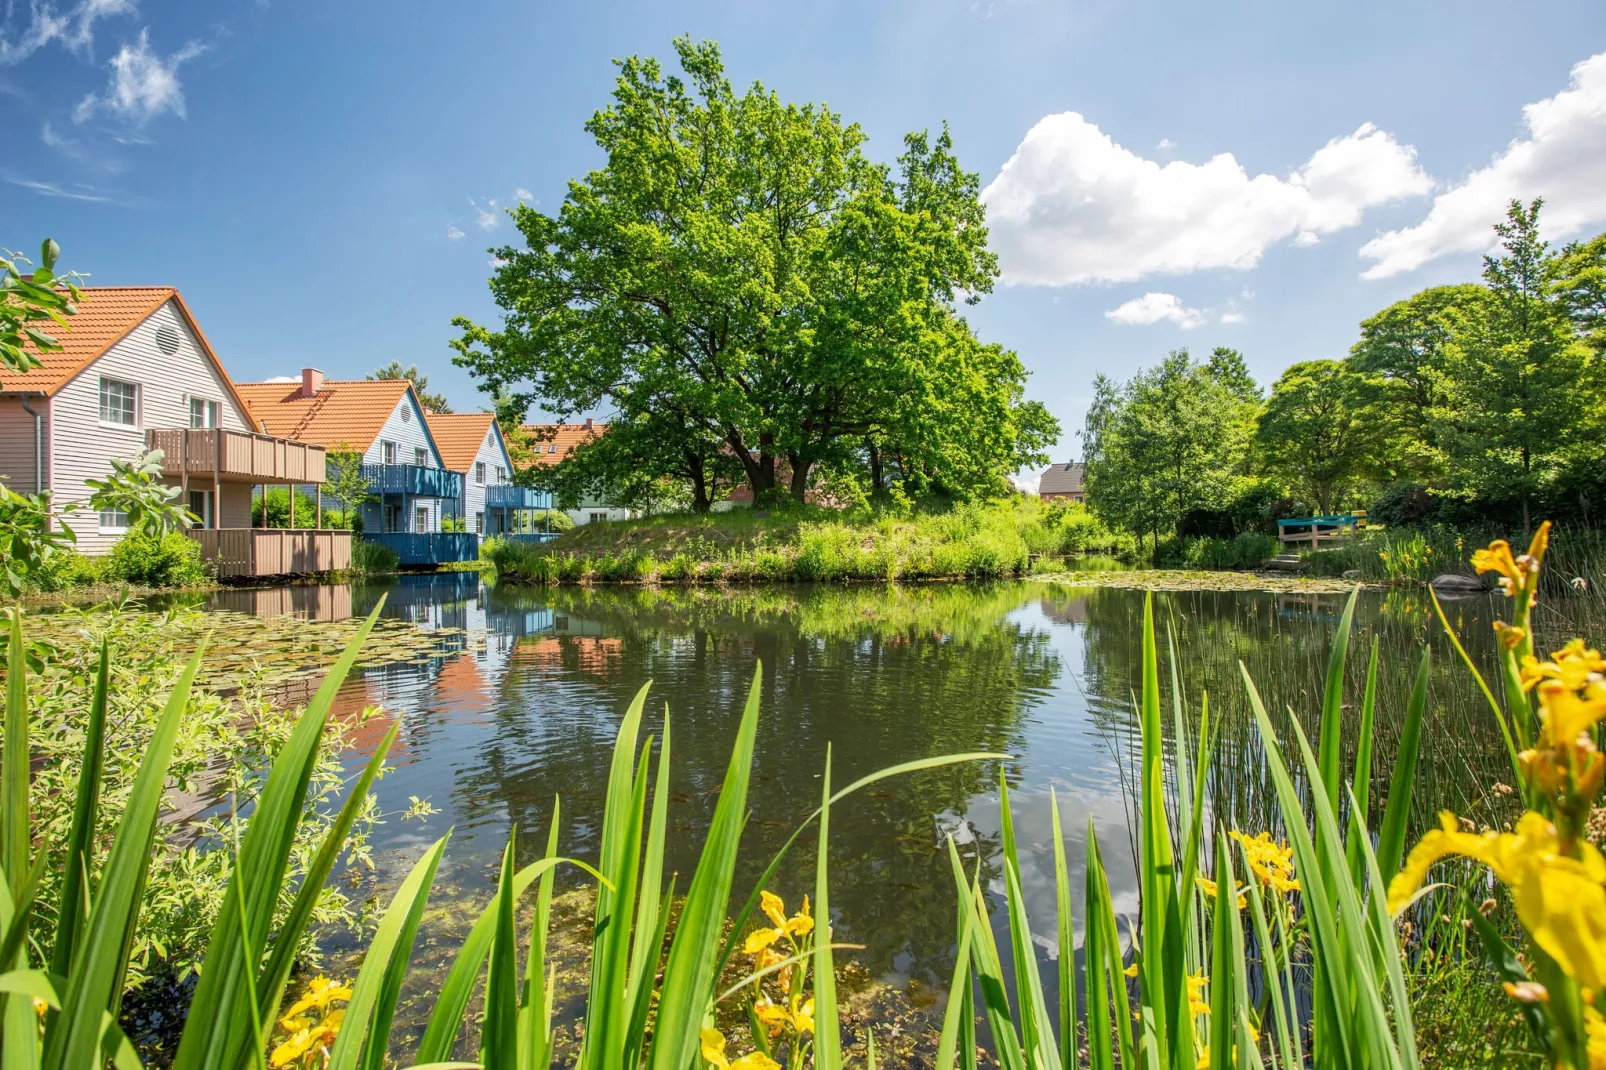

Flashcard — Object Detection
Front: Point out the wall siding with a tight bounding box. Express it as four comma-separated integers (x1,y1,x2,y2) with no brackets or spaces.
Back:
0,397,48,494
460,423,516,533
50,299,255,554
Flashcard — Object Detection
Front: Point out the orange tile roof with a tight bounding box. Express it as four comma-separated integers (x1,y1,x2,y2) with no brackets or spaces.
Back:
1,287,260,427
517,421,607,468
235,379,415,454
424,412,499,473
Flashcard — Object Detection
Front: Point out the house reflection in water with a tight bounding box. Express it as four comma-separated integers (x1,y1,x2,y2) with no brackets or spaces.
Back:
212,583,355,622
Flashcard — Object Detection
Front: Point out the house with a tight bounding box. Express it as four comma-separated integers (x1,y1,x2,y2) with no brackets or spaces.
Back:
237,370,470,564
0,287,347,575
1038,462,1087,503
519,419,634,526
424,412,551,535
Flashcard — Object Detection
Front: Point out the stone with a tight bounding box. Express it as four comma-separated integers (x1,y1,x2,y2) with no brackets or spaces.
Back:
1430,572,1487,592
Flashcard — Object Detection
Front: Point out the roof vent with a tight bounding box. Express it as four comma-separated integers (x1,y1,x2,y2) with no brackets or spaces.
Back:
154,325,180,355
401,406,411,423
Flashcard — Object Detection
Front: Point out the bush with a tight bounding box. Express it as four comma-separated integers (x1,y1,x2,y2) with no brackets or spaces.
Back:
659,552,699,583
1370,481,1440,528
532,508,575,534
350,537,400,575
26,550,108,592
108,532,211,587
1177,531,1278,570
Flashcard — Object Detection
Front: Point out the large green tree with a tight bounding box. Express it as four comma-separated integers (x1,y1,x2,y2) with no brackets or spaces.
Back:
451,37,1053,507
1083,349,1251,557
1429,200,1599,532
1255,360,1390,514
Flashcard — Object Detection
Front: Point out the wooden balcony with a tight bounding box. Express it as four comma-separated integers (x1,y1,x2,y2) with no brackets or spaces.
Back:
147,428,327,484
184,529,351,578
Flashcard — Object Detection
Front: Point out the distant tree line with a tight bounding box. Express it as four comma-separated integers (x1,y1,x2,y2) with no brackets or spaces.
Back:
1083,200,1606,553
452,37,1057,513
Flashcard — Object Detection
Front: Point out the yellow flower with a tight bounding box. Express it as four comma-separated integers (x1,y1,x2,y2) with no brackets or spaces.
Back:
1186,971,1210,1017
793,996,815,1035
786,895,814,938
1229,830,1300,895
1473,540,1522,595
744,927,781,955
760,890,788,930
271,1027,316,1068
1586,1005,1606,1069
1389,811,1606,989
700,1027,779,1070
1195,876,1246,910
753,994,816,1037
282,975,352,1021
1123,962,1138,978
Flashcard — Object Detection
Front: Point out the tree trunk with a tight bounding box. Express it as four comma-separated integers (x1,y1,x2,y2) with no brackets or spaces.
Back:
788,455,812,503
727,432,777,500
686,451,712,513
867,441,884,493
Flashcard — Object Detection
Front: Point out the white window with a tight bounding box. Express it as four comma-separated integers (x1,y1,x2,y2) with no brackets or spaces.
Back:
494,465,507,483
547,443,557,454
414,446,428,467
475,461,486,485
382,440,396,464
98,509,129,532
590,512,607,525
415,506,430,532
475,511,484,533
99,378,138,427
187,490,213,528
189,397,220,429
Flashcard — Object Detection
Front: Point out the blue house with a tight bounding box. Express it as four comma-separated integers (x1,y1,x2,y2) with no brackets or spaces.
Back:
424,411,554,540
238,369,475,564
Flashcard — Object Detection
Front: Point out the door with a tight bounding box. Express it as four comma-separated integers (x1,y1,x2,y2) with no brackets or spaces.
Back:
188,490,213,528
384,503,402,532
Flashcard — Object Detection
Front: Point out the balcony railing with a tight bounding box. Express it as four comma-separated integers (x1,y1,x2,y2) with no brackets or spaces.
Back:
184,529,351,578
364,532,479,565
360,463,463,498
148,428,327,484
484,484,552,509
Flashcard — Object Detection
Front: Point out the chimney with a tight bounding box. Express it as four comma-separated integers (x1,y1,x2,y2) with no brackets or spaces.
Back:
584,417,594,430
300,368,324,398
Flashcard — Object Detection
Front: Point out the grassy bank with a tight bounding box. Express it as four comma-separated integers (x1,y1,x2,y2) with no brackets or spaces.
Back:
489,499,1149,584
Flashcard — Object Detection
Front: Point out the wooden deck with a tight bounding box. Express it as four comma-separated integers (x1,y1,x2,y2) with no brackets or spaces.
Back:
147,428,327,484
185,529,352,578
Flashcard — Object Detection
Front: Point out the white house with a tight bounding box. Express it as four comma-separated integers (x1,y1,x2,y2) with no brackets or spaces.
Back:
236,371,457,534
424,412,549,534
0,287,326,557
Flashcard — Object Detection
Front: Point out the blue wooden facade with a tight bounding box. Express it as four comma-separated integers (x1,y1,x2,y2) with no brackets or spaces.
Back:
365,531,480,565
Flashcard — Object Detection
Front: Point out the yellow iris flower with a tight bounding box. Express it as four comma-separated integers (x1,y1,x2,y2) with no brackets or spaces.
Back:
700,1027,780,1070
1229,830,1300,894
280,975,352,1024
1195,876,1247,910
1388,811,1606,990
744,891,814,954
754,994,816,1037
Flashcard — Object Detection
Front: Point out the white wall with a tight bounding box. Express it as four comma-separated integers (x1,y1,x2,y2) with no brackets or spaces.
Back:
463,423,515,534
49,299,253,553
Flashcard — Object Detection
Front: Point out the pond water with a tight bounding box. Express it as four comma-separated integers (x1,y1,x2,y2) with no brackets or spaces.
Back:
184,573,1560,1013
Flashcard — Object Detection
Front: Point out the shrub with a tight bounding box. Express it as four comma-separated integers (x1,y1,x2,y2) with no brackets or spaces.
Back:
532,508,575,534
108,531,211,587
26,549,108,592
1179,531,1278,570
659,552,699,583
351,536,400,575
1370,481,1440,528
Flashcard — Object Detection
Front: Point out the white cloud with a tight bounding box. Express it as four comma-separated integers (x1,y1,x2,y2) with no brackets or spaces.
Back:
446,225,465,240
515,187,533,201
1219,311,1246,324
468,195,501,230
1360,52,1606,279
1105,292,1208,328
1011,469,1042,495
74,29,206,124
4,174,113,201
0,0,134,64
983,115,1432,285
1156,138,1175,149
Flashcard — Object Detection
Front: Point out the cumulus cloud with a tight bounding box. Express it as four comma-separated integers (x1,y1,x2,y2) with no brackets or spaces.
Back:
1156,137,1175,149
1105,292,1208,328
74,29,206,124
446,225,465,240
1360,52,1606,279
0,0,134,64
515,187,533,201
1219,311,1246,325
983,115,1432,285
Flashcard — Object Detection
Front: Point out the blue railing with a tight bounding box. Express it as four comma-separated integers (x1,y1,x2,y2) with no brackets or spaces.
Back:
485,484,552,509
360,463,463,498
364,532,480,565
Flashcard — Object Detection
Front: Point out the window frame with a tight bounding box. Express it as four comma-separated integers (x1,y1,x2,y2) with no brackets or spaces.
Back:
98,508,130,532
188,396,220,429
475,461,486,485
414,446,428,467
382,440,396,465
475,511,484,533
415,505,430,532
98,377,139,429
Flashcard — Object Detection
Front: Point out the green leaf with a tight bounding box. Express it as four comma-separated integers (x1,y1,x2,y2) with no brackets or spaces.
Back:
48,636,108,981
813,746,842,1070
1376,646,1431,883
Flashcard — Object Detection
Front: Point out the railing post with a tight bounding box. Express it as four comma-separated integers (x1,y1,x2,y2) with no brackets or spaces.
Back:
213,429,221,530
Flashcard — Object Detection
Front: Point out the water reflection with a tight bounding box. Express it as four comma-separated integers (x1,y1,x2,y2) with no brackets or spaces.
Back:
198,575,1536,993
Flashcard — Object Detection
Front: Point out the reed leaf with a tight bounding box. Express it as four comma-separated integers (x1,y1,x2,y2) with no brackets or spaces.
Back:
481,831,519,1070
813,746,842,1070
1376,646,1431,883
1050,791,1078,1070
49,636,108,981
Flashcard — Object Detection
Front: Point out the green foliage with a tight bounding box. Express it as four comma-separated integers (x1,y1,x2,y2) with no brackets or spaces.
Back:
0,484,76,596
1255,359,1396,514
250,487,322,528
536,507,575,533
1166,531,1278,570
453,37,1054,509
1,238,81,374
367,361,452,413
1083,349,1257,556
321,451,373,530
107,532,211,587
350,537,400,575
85,448,193,538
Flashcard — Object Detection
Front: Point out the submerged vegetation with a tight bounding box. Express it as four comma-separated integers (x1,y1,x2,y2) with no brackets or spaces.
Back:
2,526,1595,1068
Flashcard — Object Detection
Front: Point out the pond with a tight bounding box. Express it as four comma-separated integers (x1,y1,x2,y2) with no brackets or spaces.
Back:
167,573,1586,1052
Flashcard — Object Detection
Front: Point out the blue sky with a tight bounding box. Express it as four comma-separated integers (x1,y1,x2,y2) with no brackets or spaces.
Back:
6,0,1606,474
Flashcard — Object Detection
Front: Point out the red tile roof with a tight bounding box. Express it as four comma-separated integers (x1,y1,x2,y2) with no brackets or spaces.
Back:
235,379,414,454
424,412,499,473
517,421,607,468
1,287,260,427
